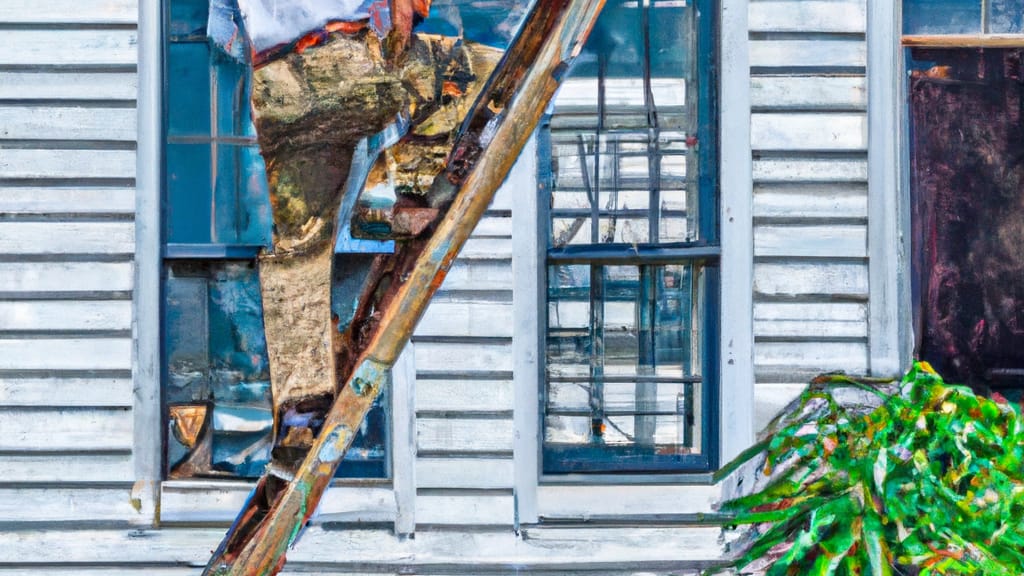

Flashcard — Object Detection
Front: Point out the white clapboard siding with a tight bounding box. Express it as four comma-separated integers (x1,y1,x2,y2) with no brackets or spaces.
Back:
754,302,868,339
751,76,866,110
0,30,138,67
0,526,727,568
749,0,869,392
416,457,514,489
537,485,721,519
0,301,131,332
0,149,136,180
754,225,867,258
0,187,135,215
0,72,138,101
458,237,512,260
415,379,514,413
417,418,515,454
416,493,513,526
754,262,869,298
0,0,137,23
0,488,145,524
0,107,137,141
0,222,135,255
750,40,866,69
416,301,513,339
438,259,512,292
753,157,868,183
755,342,870,381
0,338,132,371
413,341,513,374
0,571,200,576
0,377,133,407
0,408,133,451
159,483,396,525
0,453,133,483
749,0,866,33
0,262,133,294
754,383,808,432
751,113,867,151
754,184,867,219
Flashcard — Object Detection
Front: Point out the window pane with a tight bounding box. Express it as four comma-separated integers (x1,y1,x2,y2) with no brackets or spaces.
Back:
169,0,208,38
164,261,388,479
166,142,214,244
546,1,699,248
990,0,1024,33
167,42,212,137
544,263,703,464
903,0,981,34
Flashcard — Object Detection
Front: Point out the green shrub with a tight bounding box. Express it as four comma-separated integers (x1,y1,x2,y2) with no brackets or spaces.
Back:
718,362,1024,575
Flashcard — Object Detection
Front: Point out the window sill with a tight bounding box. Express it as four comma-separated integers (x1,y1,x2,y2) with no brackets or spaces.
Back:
539,472,715,485
164,243,265,259
158,479,396,525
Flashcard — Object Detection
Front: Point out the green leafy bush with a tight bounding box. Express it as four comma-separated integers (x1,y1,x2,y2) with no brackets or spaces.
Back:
719,362,1024,575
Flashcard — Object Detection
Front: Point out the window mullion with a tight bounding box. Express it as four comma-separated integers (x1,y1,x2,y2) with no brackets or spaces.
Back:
589,263,606,442
635,264,657,446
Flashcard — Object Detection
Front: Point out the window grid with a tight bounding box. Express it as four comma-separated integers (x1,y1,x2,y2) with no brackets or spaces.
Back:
541,0,718,474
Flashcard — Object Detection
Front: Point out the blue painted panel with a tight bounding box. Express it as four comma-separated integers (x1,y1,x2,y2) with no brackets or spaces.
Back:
166,142,214,244
215,56,249,137
170,0,209,37
903,0,981,34
167,42,212,137
213,143,273,246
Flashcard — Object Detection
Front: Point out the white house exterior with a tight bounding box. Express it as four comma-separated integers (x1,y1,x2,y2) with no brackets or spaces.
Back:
0,0,907,572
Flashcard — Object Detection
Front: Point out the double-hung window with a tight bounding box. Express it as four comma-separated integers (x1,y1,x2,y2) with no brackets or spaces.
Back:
540,0,718,473
162,0,389,480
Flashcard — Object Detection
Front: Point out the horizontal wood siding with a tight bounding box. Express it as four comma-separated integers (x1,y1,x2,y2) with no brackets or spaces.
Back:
750,0,870,403
409,179,516,528
0,0,143,537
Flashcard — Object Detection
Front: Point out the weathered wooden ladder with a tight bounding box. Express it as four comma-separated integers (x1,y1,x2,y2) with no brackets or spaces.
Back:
203,1,606,573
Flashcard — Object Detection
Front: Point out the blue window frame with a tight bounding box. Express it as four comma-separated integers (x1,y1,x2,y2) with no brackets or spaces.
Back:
540,0,719,474
162,0,388,479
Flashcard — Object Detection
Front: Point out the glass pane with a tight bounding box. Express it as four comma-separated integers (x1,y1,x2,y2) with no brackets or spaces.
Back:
164,261,387,479
544,263,702,460
903,0,982,34
990,0,1024,33
216,58,250,137
166,142,214,244
169,0,208,37
167,42,212,137
546,1,699,248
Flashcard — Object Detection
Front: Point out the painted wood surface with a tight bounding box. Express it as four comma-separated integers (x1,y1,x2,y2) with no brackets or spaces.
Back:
160,483,397,525
0,0,137,23
0,187,135,215
0,526,728,570
0,262,133,294
0,0,142,544
0,72,138,100
749,0,870,395
0,30,137,66
0,106,137,141
0,377,133,407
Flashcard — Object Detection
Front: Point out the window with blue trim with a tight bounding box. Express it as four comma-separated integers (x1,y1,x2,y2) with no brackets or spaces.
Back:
540,0,719,474
163,0,389,479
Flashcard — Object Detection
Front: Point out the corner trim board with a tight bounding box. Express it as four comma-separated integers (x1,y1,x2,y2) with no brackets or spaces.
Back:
718,0,755,464
132,0,164,526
